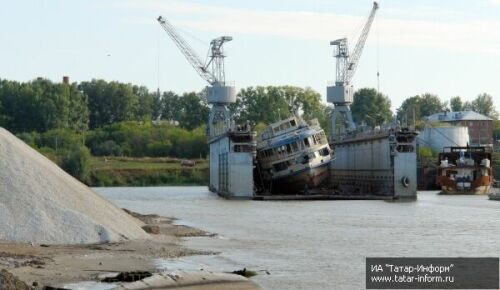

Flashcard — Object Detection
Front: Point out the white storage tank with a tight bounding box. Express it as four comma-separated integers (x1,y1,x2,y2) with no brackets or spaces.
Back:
418,126,470,151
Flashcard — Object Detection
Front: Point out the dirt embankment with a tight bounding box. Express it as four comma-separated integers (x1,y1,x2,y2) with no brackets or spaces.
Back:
0,209,260,290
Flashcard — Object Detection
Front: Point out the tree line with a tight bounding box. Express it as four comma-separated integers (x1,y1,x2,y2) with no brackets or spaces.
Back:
1,78,498,150
349,88,499,128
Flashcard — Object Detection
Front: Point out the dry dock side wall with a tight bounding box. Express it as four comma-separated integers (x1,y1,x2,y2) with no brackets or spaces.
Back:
209,135,254,198
330,132,417,198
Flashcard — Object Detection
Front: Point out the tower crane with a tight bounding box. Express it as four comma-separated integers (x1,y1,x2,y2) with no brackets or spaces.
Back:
157,16,236,139
327,1,379,141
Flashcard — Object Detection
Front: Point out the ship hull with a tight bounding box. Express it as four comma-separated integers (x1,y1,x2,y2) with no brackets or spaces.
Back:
439,185,491,195
267,163,330,194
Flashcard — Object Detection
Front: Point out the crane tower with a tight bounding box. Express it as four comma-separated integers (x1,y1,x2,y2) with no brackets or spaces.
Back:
157,16,236,139
327,2,379,141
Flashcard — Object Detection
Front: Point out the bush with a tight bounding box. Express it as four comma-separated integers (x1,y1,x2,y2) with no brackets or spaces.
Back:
418,146,437,166
93,140,123,156
61,145,91,183
35,128,83,151
147,140,172,157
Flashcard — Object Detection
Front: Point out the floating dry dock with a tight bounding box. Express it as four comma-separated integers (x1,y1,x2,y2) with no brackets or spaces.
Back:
329,127,418,199
208,124,418,200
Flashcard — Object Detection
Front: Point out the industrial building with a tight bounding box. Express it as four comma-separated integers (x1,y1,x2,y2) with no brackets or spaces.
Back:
423,111,493,147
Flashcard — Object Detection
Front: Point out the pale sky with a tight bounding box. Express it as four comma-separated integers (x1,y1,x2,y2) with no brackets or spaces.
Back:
1,0,500,112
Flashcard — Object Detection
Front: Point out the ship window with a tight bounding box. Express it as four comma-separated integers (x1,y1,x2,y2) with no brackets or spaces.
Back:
290,120,296,127
304,137,310,147
235,145,252,152
319,147,330,157
396,145,414,153
273,161,289,172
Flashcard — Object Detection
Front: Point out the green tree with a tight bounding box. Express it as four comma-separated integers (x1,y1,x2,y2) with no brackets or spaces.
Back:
0,79,88,133
161,91,180,122
151,90,163,120
133,85,155,120
351,88,392,127
61,145,91,182
449,96,464,112
470,93,499,119
79,80,139,129
0,99,6,127
233,86,326,126
397,93,446,123
177,92,209,130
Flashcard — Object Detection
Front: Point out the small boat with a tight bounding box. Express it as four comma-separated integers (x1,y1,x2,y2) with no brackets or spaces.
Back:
256,116,333,194
436,146,493,195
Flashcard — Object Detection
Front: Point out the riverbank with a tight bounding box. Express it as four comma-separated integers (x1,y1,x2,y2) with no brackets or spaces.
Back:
89,157,209,187
0,209,260,289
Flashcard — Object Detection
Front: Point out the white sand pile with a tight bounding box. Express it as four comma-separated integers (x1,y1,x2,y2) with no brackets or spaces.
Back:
0,128,149,244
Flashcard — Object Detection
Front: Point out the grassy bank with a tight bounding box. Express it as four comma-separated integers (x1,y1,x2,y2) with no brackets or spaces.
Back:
88,157,208,186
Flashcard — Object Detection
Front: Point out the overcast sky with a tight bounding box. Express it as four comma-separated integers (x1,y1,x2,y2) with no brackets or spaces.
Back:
1,0,500,111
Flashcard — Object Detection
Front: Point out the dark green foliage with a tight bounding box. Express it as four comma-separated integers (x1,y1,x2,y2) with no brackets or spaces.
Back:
79,80,140,129
232,86,327,129
91,167,208,187
177,92,209,130
397,93,446,123
0,79,89,133
93,140,123,156
85,121,208,159
161,91,180,122
351,88,393,127
468,93,499,119
449,94,498,119
61,145,91,182
449,96,464,112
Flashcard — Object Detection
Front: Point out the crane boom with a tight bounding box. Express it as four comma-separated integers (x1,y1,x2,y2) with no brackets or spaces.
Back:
157,16,216,84
345,1,379,83
327,1,379,140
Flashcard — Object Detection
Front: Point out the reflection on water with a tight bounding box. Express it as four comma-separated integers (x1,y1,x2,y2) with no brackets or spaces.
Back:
96,187,500,290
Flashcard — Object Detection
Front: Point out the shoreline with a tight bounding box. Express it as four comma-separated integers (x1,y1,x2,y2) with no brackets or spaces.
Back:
0,209,260,289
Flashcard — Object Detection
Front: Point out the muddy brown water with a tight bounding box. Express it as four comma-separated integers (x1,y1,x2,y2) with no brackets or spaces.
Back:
96,187,500,290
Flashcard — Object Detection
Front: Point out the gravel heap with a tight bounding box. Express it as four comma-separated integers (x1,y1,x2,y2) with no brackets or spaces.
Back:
0,128,149,244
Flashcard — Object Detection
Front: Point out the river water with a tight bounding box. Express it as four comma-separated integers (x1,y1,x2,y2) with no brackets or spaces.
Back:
96,187,500,290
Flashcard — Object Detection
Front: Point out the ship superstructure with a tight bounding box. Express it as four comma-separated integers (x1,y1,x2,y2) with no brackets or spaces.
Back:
256,116,332,194
437,146,493,195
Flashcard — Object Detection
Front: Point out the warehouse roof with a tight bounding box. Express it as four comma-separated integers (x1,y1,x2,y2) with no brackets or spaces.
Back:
423,111,493,122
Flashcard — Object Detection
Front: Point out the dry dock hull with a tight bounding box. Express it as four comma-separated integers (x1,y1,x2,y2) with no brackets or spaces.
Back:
268,163,329,194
